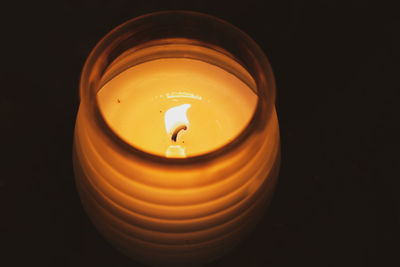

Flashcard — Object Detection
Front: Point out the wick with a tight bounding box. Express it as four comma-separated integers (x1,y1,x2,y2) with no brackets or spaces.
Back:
171,125,187,142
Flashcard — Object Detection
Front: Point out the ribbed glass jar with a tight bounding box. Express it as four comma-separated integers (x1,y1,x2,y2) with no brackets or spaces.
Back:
73,11,280,267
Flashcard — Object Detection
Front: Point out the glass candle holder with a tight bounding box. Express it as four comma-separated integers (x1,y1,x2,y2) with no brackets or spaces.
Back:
73,11,280,267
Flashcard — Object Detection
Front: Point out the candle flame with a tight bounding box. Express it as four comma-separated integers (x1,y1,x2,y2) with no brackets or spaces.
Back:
164,104,190,158
164,104,191,135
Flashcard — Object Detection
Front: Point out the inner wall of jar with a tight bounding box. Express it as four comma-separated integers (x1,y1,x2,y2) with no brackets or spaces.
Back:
96,41,258,158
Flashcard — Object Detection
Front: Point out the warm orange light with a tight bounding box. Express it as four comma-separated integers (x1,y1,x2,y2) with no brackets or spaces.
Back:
97,56,258,158
73,11,280,267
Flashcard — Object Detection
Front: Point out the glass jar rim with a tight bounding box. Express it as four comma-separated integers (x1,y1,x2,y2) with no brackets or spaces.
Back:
79,10,276,165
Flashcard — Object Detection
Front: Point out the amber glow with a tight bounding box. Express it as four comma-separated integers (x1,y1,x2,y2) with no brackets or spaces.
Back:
97,55,258,158
74,41,280,267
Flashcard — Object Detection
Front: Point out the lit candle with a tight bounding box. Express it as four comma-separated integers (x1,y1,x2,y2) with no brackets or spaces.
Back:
73,11,280,267
97,53,257,158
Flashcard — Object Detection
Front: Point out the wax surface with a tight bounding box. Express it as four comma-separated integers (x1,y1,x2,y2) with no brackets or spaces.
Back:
97,58,257,157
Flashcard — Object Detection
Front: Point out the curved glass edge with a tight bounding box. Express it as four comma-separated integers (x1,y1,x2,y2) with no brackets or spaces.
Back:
78,10,277,165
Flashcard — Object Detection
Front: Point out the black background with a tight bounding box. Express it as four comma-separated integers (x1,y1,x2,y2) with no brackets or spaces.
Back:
2,1,399,266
